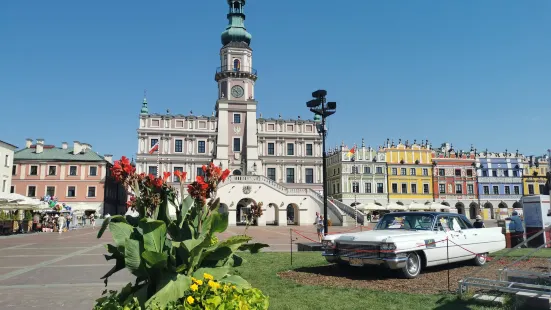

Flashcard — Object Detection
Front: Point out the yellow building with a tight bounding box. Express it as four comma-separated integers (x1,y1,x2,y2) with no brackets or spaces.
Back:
385,139,434,204
522,156,549,195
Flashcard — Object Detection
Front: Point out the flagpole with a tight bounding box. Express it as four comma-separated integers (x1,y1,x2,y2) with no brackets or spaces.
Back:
157,141,160,178
353,143,358,227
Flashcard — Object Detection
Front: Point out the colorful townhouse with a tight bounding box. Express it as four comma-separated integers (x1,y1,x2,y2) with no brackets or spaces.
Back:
522,155,549,196
476,150,524,220
326,140,388,206
12,139,127,216
385,139,433,205
432,143,478,218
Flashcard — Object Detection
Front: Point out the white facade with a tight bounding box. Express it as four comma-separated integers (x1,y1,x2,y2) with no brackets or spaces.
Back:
0,140,17,194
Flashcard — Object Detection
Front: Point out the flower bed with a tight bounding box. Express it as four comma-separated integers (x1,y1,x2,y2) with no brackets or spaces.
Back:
93,157,269,309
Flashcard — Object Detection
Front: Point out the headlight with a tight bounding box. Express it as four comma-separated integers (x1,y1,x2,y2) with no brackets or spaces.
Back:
381,243,396,251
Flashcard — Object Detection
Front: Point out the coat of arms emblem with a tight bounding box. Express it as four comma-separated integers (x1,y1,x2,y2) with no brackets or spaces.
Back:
242,185,252,194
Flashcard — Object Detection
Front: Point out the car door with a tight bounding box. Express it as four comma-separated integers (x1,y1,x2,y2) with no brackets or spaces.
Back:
425,215,458,265
435,215,472,263
446,215,478,262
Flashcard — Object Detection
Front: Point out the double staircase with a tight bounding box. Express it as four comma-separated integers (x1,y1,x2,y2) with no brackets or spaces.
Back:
222,175,364,227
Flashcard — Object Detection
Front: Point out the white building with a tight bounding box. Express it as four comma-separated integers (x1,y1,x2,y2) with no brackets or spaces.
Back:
0,140,17,194
135,1,354,226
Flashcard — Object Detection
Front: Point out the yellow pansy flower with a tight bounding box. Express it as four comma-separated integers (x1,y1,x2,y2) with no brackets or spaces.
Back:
208,280,221,290
186,296,194,304
203,273,214,281
190,283,199,292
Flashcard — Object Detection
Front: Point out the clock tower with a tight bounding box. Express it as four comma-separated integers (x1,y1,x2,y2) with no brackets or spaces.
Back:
214,0,261,176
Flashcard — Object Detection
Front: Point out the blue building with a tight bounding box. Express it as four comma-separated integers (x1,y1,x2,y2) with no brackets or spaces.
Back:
476,150,524,220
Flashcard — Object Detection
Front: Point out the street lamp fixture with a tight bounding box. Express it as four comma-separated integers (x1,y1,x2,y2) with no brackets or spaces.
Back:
306,89,337,235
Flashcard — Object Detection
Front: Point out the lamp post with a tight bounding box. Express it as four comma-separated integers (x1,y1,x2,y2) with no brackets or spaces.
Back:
307,90,336,236
472,149,484,217
353,151,358,227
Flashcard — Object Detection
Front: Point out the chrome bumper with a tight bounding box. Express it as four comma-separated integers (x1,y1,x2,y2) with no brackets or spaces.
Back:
323,253,408,269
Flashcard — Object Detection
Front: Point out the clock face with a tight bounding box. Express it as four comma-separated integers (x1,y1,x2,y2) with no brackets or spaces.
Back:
231,85,244,98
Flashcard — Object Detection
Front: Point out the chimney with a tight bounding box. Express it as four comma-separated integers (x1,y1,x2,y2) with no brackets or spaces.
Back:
25,138,33,148
81,143,88,153
103,154,113,164
61,142,68,149
36,139,44,154
73,141,82,155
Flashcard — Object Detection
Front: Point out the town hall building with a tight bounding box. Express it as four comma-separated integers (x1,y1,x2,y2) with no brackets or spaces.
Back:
135,1,350,226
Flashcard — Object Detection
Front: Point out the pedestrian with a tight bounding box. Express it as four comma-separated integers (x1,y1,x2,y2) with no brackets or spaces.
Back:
314,212,321,242
508,211,525,248
90,214,96,230
82,214,86,227
56,214,65,234
318,215,325,242
66,214,71,231
473,215,485,228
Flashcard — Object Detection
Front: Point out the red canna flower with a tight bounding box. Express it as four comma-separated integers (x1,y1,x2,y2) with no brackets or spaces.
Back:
174,170,187,182
163,171,171,182
152,177,163,189
221,169,231,182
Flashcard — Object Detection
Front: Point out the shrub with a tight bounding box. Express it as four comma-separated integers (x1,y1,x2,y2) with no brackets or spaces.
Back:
94,157,269,309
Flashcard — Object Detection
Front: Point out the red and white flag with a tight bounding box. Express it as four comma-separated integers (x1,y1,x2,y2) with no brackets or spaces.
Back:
148,142,159,154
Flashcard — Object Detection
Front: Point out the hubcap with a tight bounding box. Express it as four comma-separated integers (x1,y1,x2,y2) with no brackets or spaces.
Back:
407,254,419,274
477,254,486,263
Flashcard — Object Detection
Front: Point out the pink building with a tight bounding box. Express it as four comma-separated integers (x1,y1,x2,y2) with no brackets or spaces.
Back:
11,139,127,215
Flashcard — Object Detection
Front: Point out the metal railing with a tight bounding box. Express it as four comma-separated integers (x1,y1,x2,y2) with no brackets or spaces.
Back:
330,199,365,225
216,66,257,75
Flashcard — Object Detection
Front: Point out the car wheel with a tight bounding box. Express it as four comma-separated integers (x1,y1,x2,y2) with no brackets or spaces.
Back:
399,252,422,279
473,253,487,266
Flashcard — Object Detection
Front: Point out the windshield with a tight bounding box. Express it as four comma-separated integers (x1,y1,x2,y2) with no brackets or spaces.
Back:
375,213,435,230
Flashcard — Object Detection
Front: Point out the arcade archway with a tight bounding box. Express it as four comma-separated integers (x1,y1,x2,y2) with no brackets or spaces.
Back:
236,198,256,225
469,202,478,219
268,203,279,225
484,202,494,219
455,202,465,215
286,203,299,225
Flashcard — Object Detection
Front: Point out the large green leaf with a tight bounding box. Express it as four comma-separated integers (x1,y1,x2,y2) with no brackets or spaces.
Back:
142,250,168,269
238,243,270,254
156,191,172,226
211,212,228,234
109,222,134,247
140,220,167,253
221,274,251,288
182,233,207,253
97,215,127,239
145,274,192,308
219,235,253,252
100,244,126,286
192,266,230,281
201,246,233,263
181,195,194,219
124,238,144,276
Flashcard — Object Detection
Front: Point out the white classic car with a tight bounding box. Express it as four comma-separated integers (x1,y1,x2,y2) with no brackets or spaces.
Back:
322,212,505,278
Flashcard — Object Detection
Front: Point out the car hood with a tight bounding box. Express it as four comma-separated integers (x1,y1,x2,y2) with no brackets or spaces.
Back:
335,229,431,243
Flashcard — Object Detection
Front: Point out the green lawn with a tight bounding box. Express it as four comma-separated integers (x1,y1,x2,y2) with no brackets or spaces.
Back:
233,252,506,310
493,248,551,258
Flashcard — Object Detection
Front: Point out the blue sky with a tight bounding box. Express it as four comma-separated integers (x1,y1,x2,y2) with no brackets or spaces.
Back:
2,0,550,159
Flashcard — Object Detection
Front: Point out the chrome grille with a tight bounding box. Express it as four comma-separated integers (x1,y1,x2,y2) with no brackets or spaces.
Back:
336,243,380,258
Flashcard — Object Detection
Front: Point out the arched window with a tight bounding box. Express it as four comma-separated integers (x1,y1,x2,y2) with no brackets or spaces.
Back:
233,59,241,71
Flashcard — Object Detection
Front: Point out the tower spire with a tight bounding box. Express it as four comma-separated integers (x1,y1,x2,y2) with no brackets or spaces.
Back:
221,0,252,46
140,89,148,115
